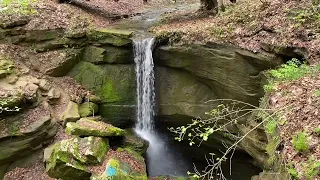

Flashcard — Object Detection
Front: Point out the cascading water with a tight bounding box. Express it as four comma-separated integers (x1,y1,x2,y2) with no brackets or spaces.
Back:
133,38,187,176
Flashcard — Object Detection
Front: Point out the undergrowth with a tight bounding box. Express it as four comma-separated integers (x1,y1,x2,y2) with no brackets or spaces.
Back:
264,58,320,93
0,0,37,16
292,131,309,153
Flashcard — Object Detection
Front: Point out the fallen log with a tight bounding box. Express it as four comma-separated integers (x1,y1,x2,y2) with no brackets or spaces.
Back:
66,0,137,20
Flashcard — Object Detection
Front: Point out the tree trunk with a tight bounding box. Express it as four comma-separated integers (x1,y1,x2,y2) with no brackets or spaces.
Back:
200,0,218,11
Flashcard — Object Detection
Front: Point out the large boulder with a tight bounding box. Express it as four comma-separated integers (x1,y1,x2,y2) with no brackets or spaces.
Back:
90,148,147,180
45,145,91,180
65,118,125,137
45,136,109,179
68,61,136,127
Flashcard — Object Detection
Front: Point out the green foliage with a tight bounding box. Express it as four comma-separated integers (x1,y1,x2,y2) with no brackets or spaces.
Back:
210,26,233,38
292,131,309,153
264,59,320,93
305,160,320,180
314,89,320,97
288,6,320,28
314,127,320,134
265,119,277,135
0,0,37,16
287,166,299,179
170,103,240,147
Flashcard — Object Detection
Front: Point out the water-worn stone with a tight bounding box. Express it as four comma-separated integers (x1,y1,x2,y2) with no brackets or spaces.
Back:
79,102,99,117
87,28,133,46
60,101,80,124
65,118,125,137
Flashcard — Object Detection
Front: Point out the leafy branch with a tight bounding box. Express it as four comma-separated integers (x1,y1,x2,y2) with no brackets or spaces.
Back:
169,99,290,180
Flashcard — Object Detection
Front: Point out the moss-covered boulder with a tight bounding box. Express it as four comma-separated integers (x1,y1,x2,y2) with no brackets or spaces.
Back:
87,29,133,47
45,145,91,180
79,102,99,117
68,61,136,126
60,101,80,125
90,148,147,180
65,118,125,137
45,136,109,179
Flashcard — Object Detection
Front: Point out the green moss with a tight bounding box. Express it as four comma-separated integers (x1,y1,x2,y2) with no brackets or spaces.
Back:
292,131,309,153
65,118,125,137
265,136,280,166
79,102,99,117
86,29,133,46
265,119,278,135
102,81,120,103
45,142,91,180
287,166,299,179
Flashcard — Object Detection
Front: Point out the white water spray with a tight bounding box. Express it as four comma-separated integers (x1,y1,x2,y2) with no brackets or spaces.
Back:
133,38,187,176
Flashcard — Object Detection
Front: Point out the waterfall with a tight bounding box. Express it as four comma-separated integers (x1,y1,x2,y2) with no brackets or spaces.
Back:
134,38,156,133
133,38,187,176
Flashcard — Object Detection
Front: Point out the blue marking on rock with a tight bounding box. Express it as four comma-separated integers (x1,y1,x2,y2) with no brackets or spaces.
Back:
106,166,117,176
